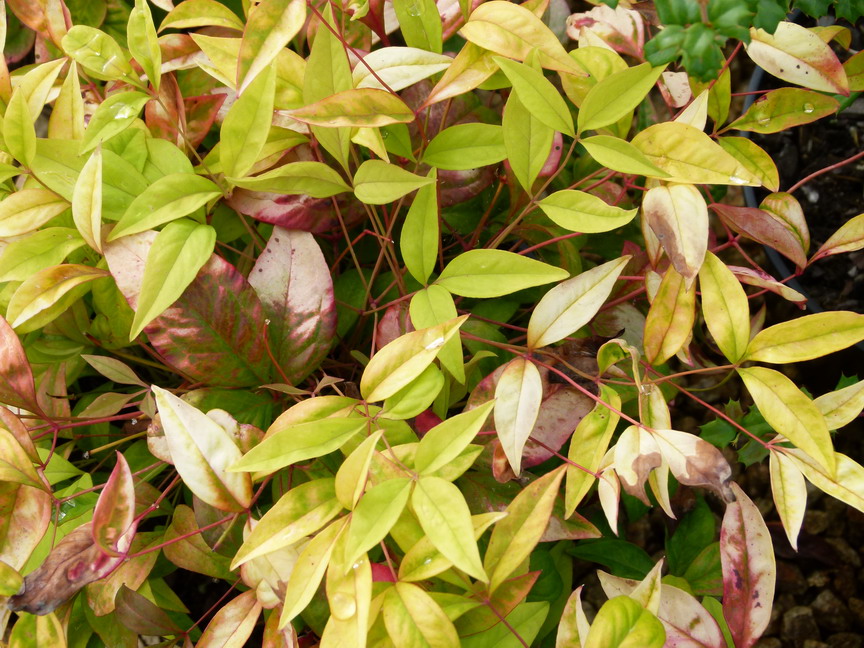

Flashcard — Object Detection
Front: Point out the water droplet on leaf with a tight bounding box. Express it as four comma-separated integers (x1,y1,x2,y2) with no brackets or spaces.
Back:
729,175,747,185
803,103,814,114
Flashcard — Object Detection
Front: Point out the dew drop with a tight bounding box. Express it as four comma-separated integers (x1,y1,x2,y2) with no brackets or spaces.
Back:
424,336,445,351
381,130,390,139
264,318,271,325
82,451,90,459
330,592,356,619
757,116,770,125
407,1,422,16
729,175,747,185
422,557,433,565
803,103,814,114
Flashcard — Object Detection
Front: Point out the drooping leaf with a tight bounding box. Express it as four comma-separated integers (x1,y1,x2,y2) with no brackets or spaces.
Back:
528,257,629,349
154,386,253,511
494,357,543,476
249,227,337,384
651,429,733,501
108,173,221,241
578,62,665,133
436,250,568,298
769,450,807,551
412,476,486,582
130,220,216,340
738,366,834,474
353,160,435,205
642,183,708,286
400,170,439,285
237,0,305,93
698,251,750,363
745,22,849,95
644,265,696,364
483,466,566,592
720,482,776,648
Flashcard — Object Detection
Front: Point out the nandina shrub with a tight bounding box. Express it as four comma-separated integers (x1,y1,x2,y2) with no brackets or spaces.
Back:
0,0,863,646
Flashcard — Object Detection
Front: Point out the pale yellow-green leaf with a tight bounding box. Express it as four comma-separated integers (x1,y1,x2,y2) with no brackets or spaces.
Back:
383,582,460,648
698,251,750,363
237,0,306,94
578,62,666,133
360,316,467,402
71,146,103,253
408,284,464,383
769,450,806,551
527,256,630,349
784,449,864,515
160,0,245,31
812,212,864,261
494,357,542,476
288,88,414,128
743,311,864,363
79,91,151,154
128,0,162,91
436,249,568,298
493,56,575,136
737,366,835,475
220,65,276,179
643,265,696,365
4,90,35,166
537,191,638,234
17,58,66,120
580,135,669,178
335,430,383,510
814,379,864,430
716,136,780,192
152,385,252,512
344,477,412,570
642,183,708,287
0,189,69,237
353,47,451,91
48,62,85,140
353,160,435,205
415,400,495,474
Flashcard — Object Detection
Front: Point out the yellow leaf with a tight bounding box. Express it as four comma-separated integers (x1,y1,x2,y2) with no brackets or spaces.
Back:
698,251,750,363
769,450,806,551
644,265,696,365
642,183,708,286
814,379,864,430
784,449,864,515
493,357,543,476
744,311,864,363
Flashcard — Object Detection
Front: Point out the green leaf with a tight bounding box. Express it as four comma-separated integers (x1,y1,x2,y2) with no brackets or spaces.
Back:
127,0,161,91
408,286,465,382
578,63,666,133
4,91,35,166
503,89,554,192
737,366,835,475
527,256,630,349
360,316,467,402
716,136,780,192
493,56,575,136
383,582,459,648
159,0,245,31
0,189,69,238
335,430,384,510
230,418,368,474
584,596,665,648
48,62,85,140
415,400,494,474
400,170,438,284
130,220,216,340
538,191,637,234
0,560,22,596
382,364,445,419
743,312,864,364
231,478,341,567
81,355,146,386
484,466,566,592
288,89,414,128
412,476,487,582
108,174,221,241
728,88,838,133
698,251,750,363
72,146,103,252
80,91,151,154
422,123,506,171
220,65,276,179
392,0,442,53
62,25,141,85
237,0,305,93
436,249,569,298
462,602,550,648
344,477,412,569
228,161,350,198
353,160,435,205
580,135,669,178
0,228,85,283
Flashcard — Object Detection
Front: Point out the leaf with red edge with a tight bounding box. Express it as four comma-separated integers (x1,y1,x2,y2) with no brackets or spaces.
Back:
711,204,808,269
105,231,271,387
456,571,540,634
811,212,864,262
0,427,44,491
0,314,39,412
729,266,806,305
728,88,839,133
145,72,186,147
184,93,226,149
225,189,342,233
91,452,137,555
197,590,262,648
760,192,809,255
0,482,51,572
249,228,336,385
721,482,776,648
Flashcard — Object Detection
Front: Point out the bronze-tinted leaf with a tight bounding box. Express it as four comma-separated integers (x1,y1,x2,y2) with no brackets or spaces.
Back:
225,189,343,233
721,483,776,648
91,452,137,555
712,203,807,269
0,314,39,412
8,522,126,616
115,584,183,636
249,228,336,385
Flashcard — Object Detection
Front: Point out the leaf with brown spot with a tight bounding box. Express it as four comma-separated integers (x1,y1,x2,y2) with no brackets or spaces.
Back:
642,184,708,287
614,425,662,505
720,482,776,648
643,265,696,365
651,428,734,502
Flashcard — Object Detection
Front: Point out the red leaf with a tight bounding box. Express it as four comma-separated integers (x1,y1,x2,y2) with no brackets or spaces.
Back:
721,482,776,648
712,203,807,269
250,228,337,384
92,453,137,555
184,93,226,149
0,314,40,413
145,72,186,148
226,189,342,233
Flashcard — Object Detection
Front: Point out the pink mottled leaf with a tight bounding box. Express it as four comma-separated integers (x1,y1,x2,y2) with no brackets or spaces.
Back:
225,189,341,233
105,232,270,387
91,452,137,555
721,482,776,648
184,94,226,149
249,228,336,385
0,314,39,412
